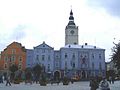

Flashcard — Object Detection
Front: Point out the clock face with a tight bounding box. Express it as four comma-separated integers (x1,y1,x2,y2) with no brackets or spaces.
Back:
70,30,74,34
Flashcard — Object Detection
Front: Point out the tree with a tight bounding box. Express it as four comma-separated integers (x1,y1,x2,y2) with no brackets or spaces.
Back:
111,42,120,70
9,64,18,81
33,64,42,83
24,67,32,84
9,64,18,73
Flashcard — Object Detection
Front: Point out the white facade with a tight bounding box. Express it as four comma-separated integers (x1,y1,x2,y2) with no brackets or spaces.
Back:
33,42,54,73
60,44,105,78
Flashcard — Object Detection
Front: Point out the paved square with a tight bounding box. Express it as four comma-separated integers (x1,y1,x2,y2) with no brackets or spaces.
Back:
0,81,120,90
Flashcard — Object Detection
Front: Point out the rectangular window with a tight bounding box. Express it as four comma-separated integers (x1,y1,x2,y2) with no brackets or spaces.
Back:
19,64,22,69
42,55,45,61
19,56,22,62
47,64,50,72
42,49,45,53
4,63,7,69
48,55,50,61
12,56,15,61
99,62,102,70
56,63,58,67
92,62,94,69
9,57,12,62
99,54,102,59
4,56,8,61
65,62,67,66
72,62,75,68
72,53,75,59
12,49,16,54
0,54,1,59
65,53,67,59
36,55,39,61
92,54,94,59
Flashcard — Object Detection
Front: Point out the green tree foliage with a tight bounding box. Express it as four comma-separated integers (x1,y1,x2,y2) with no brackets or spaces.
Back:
9,64,18,73
9,64,18,80
33,64,42,78
111,42,120,70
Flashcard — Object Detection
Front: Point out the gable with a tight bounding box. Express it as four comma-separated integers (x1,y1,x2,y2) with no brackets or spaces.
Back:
34,42,53,49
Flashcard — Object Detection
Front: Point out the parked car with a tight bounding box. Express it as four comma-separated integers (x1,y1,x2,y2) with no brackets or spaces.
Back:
71,75,80,81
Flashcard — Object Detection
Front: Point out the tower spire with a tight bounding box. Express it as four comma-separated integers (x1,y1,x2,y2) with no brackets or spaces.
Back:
65,9,79,45
68,9,75,26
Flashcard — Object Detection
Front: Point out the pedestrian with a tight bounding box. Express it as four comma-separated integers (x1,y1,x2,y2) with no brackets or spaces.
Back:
0,75,3,83
111,76,114,84
6,75,11,86
109,76,112,84
89,78,99,90
71,78,74,84
99,77,110,90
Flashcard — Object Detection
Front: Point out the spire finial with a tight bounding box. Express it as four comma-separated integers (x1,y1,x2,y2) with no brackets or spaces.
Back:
70,5,72,10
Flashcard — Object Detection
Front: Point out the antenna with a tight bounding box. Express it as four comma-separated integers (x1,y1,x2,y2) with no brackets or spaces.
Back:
94,38,96,46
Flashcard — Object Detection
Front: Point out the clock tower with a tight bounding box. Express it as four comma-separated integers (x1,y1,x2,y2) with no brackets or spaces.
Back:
65,9,79,45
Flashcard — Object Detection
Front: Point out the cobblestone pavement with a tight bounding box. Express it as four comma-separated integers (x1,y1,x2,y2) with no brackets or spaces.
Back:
0,81,120,90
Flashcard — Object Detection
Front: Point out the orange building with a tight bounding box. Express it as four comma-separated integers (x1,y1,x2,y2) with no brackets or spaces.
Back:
0,42,26,72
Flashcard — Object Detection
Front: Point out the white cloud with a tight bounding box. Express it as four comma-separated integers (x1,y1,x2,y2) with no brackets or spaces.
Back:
0,0,120,62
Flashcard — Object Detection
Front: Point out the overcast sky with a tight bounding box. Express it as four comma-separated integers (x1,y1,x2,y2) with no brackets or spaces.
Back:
0,0,120,62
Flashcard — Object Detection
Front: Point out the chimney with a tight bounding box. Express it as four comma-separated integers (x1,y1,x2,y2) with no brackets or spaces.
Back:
69,45,71,48
81,45,83,48
85,43,87,45
94,46,96,49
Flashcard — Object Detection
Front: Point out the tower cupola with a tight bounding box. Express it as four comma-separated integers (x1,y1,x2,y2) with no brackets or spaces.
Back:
68,9,75,25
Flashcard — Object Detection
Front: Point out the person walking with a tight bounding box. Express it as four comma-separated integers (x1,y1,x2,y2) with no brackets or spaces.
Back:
99,77,110,90
89,78,99,90
109,76,112,84
111,76,114,84
6,75,11,86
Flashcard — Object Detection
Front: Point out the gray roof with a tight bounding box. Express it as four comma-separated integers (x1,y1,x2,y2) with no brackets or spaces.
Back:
61,44,104,50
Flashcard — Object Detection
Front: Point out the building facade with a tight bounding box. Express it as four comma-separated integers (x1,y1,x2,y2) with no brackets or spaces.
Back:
28,42,105,79
60,44,105,79
0,42,26,72
25,10,106,79
0,10,106,80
